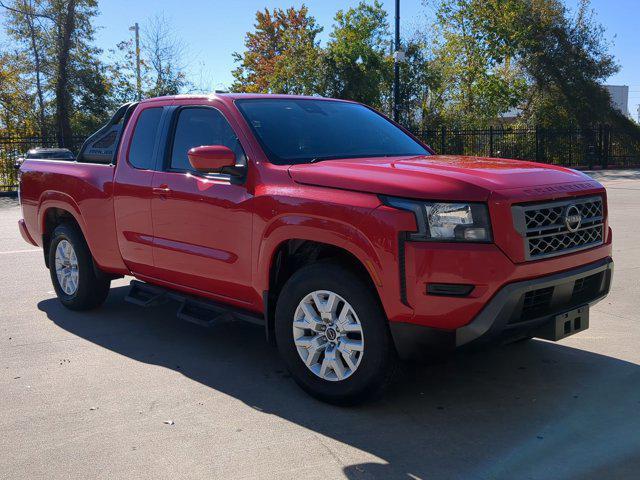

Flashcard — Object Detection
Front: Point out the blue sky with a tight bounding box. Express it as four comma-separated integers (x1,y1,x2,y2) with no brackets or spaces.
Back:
1,0,639,116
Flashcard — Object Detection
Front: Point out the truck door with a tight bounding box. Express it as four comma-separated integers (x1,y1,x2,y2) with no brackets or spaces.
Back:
113,105,166,277
150,105,255,308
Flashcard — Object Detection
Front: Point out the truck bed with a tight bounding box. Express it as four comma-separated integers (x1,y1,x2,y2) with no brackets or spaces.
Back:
19,160,126,274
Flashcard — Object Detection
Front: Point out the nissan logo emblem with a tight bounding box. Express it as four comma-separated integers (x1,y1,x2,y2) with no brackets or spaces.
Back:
564,205,582,232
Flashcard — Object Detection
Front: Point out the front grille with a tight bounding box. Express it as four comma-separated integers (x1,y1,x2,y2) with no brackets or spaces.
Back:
528,225,603,257
513,196,604,260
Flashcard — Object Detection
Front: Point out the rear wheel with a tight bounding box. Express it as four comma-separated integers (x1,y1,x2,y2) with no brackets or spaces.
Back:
48,223,111,310
275,262,396,405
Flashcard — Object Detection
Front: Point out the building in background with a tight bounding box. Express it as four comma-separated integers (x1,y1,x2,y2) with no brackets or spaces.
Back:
604,85,630,117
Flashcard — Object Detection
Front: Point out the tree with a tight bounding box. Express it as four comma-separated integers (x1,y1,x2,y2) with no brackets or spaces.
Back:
427,0,639,135
396,36,439,131
142,14,189,97
232,5,323,94
322,1,392,109
52,0,77,145
107,39,141,104
0,51,38,135
513,0,630,132
1,0,109,143
108,15,191,103
428,0,528,127
3,0,48,138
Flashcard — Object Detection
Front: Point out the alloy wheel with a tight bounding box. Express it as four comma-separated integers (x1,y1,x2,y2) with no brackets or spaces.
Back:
54,239,79,296
292,290,364,381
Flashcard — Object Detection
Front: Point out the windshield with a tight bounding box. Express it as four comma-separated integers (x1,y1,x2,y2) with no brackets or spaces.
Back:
236,98,429,165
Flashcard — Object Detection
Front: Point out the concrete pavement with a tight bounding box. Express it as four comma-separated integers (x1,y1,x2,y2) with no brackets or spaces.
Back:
1,172,639,479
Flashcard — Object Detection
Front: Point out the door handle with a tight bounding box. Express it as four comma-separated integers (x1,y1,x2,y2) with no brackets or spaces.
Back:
152,185,172,196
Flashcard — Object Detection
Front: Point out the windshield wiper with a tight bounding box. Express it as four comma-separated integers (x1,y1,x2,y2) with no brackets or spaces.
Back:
310,154,421,164
308,155,351,163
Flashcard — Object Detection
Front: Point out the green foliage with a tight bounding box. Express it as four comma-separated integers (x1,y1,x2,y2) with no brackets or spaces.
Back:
1,0,638,147
106,40,141,105
428,0,639,135
397,36,439,131
1,0,110,140
322,1,392,109
231,5,323,94
428,0,529,127
0,50,39,135
471,0,619,127
231,1,398,110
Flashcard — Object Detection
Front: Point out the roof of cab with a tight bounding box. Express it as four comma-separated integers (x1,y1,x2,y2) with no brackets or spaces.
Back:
139,93,352,105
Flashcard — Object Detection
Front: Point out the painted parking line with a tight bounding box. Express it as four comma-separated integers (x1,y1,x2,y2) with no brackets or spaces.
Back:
0,249,40,255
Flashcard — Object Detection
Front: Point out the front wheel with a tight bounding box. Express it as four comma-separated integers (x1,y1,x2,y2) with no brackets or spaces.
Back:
48,223,111,311
275,262,396,405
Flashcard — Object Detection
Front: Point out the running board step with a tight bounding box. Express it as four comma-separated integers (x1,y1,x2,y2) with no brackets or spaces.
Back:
125,280,264,328
124,281,168,307
177,298,236,328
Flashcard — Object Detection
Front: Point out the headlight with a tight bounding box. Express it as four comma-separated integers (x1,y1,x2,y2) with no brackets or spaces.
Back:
380,197,492,242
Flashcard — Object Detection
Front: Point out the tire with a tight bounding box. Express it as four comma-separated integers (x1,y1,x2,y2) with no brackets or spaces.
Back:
48,223,111,311
275,262,396,405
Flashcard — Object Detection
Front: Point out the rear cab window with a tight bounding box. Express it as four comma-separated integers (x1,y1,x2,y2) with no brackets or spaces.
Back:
128,107,163,170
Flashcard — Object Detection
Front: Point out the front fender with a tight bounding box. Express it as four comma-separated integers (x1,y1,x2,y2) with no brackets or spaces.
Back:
256,213,384,296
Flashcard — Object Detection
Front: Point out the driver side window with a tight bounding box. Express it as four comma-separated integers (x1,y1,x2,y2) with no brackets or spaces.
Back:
169,107,246,171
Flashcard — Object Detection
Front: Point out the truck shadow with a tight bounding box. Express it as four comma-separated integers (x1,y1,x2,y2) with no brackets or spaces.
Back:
38,286,640,480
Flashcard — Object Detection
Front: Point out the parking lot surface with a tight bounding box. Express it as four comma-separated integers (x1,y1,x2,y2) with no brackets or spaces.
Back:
1,171,639,479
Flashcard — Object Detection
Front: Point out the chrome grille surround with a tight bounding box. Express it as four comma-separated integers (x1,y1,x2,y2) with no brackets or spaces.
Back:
512,196,604,260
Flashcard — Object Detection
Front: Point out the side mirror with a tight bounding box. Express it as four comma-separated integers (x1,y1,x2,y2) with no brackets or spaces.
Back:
187,145,236,174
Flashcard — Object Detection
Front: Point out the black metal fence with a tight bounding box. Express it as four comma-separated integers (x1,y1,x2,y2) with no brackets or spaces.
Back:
1,126,639,190
0,135,86,191
417,125,640,169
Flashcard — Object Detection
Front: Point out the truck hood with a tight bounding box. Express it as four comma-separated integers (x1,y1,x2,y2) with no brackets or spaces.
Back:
287,155,596,201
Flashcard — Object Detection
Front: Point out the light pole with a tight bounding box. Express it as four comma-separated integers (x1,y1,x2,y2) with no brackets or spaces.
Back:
129,23,142,101
393,0,401,122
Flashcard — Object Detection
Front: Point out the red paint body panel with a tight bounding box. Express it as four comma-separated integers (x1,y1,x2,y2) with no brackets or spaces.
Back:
187,145,236,173
288,155,596,201
113,102,161,277
18,219,37,246
17,93,613,330
19,160,127,274
150,170,256,307
404,235,612,329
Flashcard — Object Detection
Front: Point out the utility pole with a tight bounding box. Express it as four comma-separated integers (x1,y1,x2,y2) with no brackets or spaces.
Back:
393,0,402,123
129,23,142,101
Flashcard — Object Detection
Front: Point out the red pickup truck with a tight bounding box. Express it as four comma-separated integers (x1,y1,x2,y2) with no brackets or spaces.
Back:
17,94,613,404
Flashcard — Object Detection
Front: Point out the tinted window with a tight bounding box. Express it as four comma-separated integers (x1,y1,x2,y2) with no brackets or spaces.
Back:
236,99,429,165
170,108,246,171
128,107,163,170
93,131,117,149
26,150,75,160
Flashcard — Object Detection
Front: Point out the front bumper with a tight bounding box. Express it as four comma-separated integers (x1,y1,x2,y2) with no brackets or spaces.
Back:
390,257,613,359
455,256,613,345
